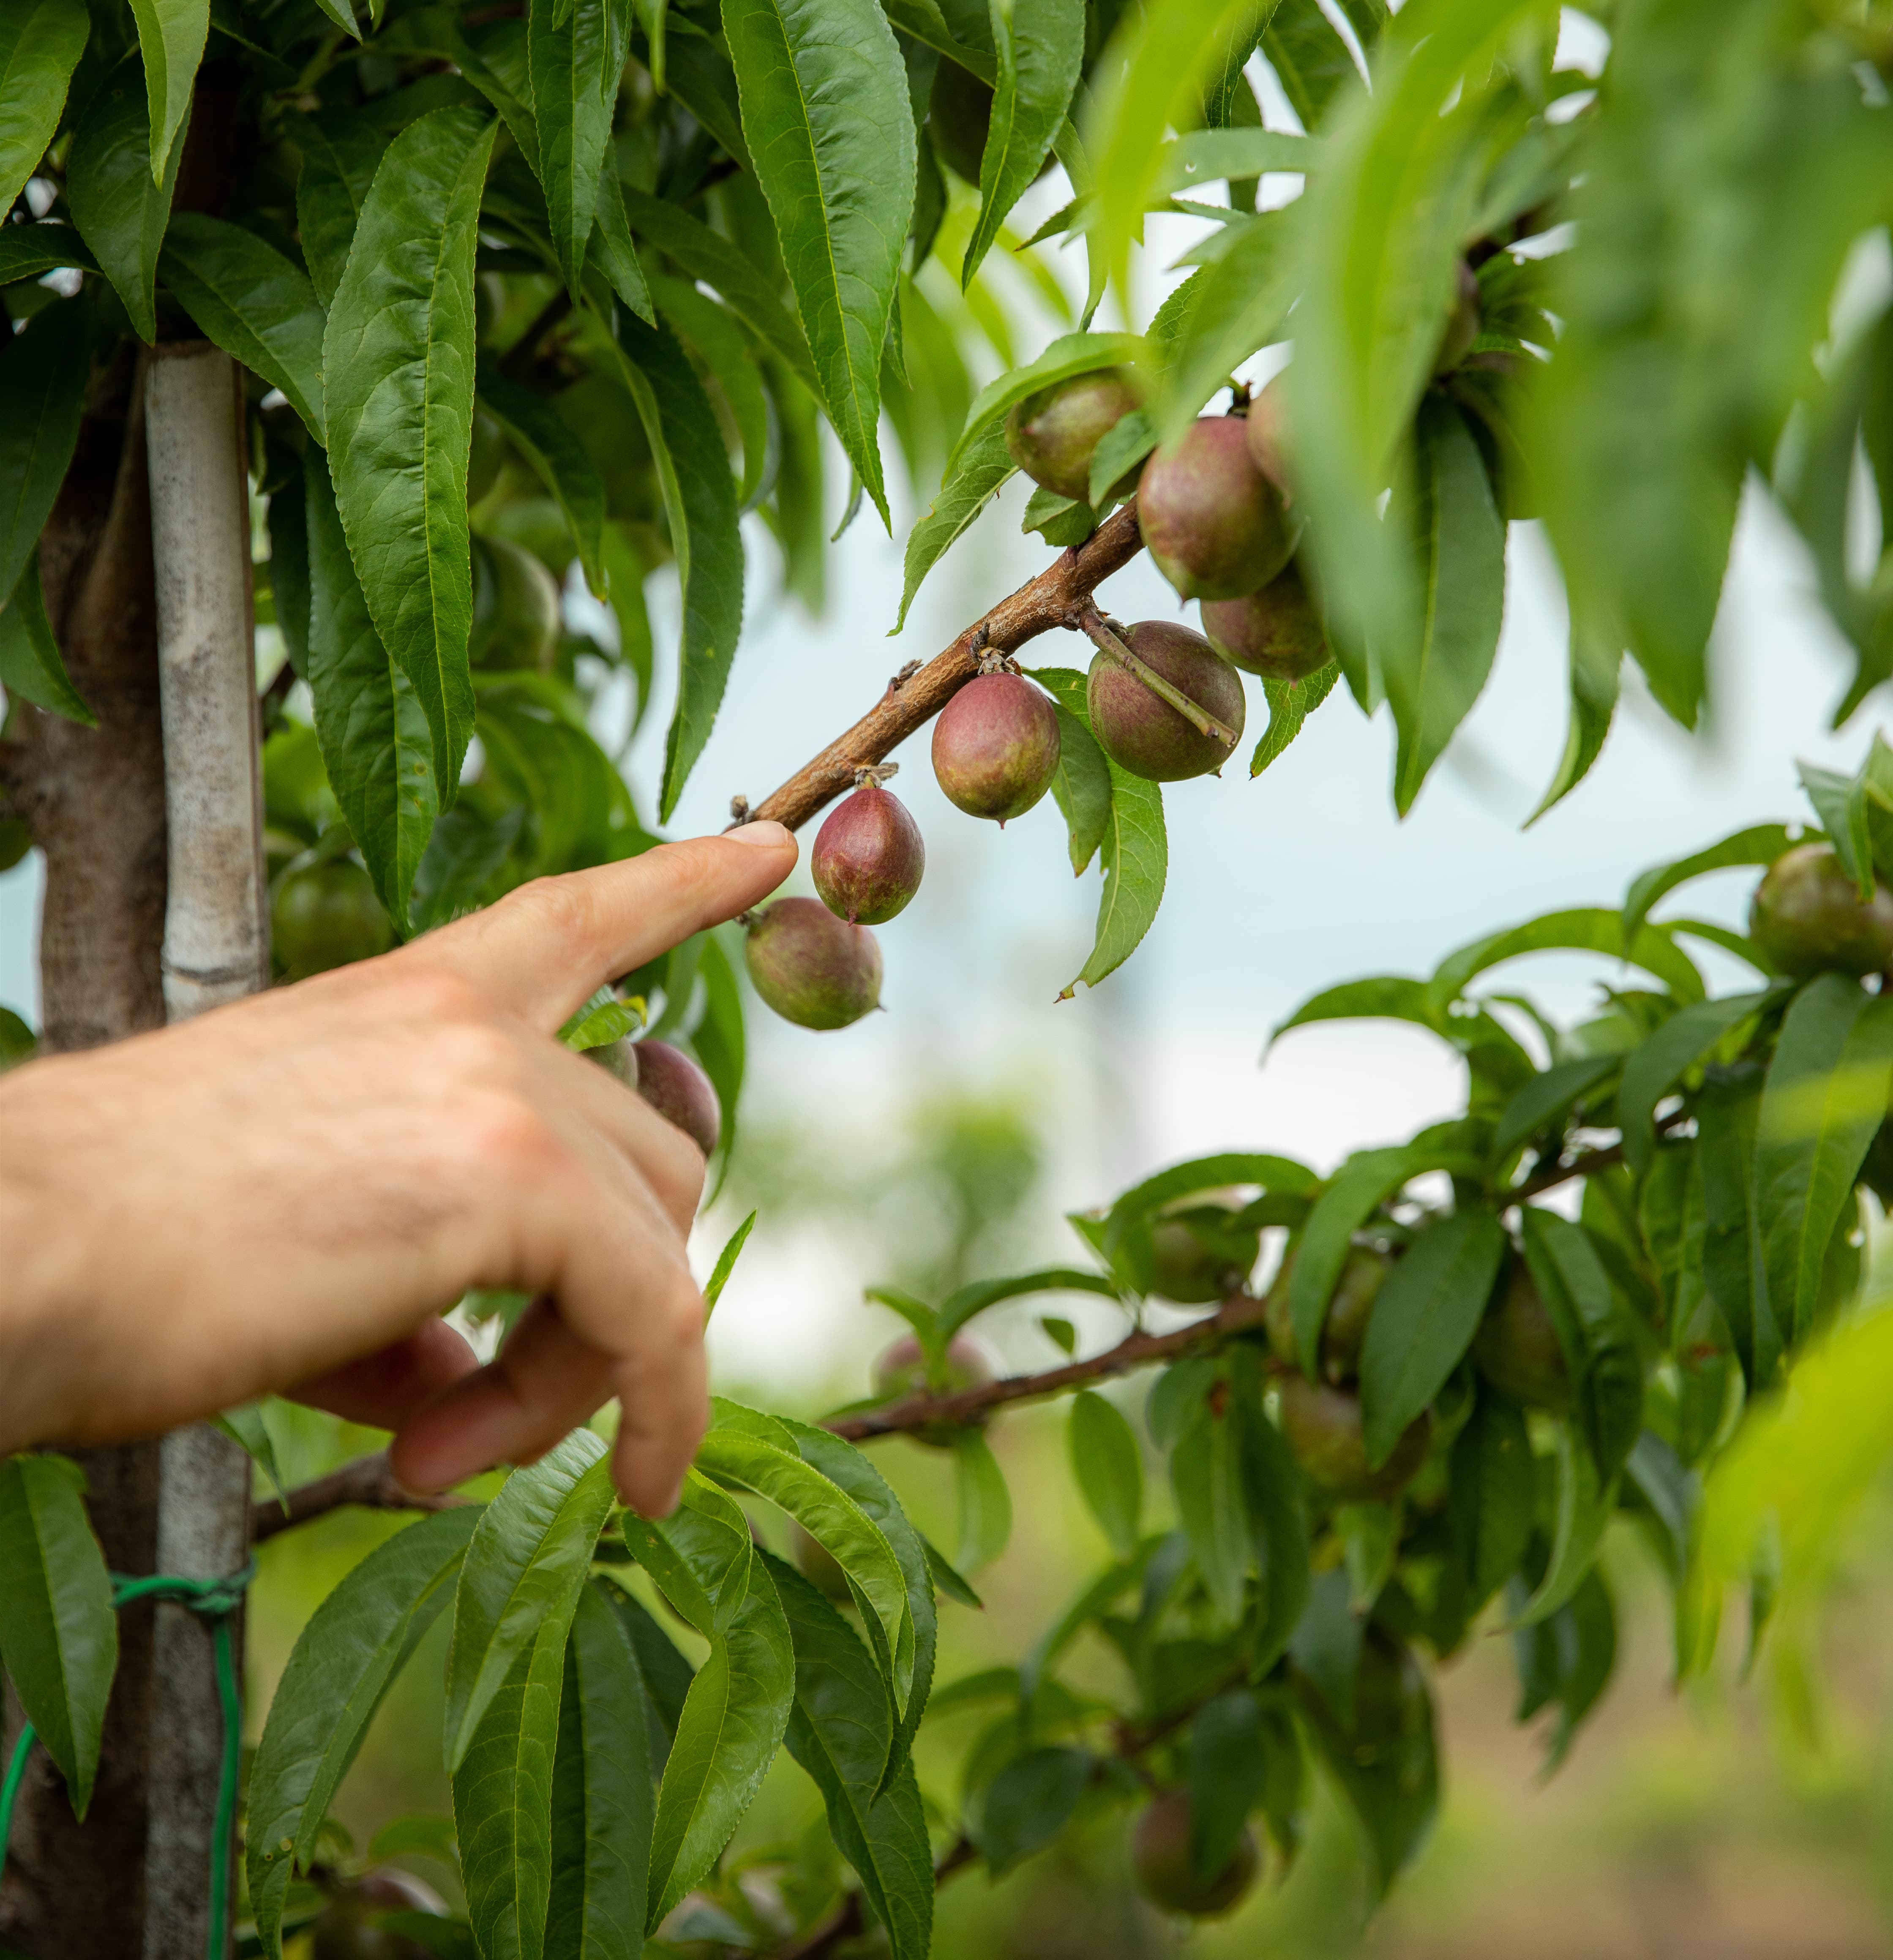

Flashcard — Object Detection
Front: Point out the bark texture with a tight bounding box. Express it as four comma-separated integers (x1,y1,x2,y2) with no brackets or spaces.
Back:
0,340,169,1959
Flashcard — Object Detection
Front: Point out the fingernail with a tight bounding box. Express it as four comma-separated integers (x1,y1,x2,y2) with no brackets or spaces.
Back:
726,820,792,849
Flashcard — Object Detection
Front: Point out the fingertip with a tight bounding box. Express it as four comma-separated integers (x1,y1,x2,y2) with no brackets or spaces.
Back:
723,819,795,854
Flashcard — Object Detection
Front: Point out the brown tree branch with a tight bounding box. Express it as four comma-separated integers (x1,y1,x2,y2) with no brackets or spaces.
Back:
250,1453,468,1543
259,1127,1641,1535
747,502,1144,834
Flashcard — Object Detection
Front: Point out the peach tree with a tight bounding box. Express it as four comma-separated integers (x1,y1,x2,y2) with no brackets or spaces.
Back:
5,0,1893,1953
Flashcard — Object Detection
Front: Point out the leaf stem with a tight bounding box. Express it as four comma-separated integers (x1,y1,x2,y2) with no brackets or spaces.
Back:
1074,602,1239,750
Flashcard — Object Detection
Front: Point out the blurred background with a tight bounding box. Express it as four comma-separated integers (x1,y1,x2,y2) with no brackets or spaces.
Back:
12,13,1893,1949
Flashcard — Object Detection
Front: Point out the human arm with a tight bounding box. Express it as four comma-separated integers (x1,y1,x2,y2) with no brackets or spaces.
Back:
0,823,796,1516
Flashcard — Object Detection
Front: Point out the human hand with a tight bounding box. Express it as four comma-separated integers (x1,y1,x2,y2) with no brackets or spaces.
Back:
0,824,796,1515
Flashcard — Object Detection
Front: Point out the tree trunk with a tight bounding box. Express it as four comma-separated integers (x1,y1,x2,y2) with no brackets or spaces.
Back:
140,341,264,1960
0,348,170,1957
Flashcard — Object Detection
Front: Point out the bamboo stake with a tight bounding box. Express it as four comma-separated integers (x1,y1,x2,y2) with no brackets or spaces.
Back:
142,343,264,1960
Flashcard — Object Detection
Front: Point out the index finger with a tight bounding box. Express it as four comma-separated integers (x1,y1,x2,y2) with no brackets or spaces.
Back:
396,825,796,1028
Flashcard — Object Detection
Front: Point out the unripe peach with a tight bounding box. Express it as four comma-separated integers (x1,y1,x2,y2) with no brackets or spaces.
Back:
1749,842,1893,977
1130,1788,1258,1918
1264,1244,1394,1382
1086,621,1245,782
812,782,925,924
1243,374,1291,498
1200,561,1328,680
1137,417,1293,601
931,671,1061,822
586,1038,640,1089
1276,1375,1429,1500
873,1332,996,1447
632,1039,721,1156
1005,368,1145,503
1146,1206,1260,1304
1472,1261,1570,1413
745,897,882,1029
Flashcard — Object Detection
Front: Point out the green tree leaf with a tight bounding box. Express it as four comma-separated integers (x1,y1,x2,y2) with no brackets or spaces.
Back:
1260,0,1357,132
1297,1636,1438,1900
763,1415,938,1780
953,1430,1012,1572
1378,396,1505,814
0,1453,115,1821
1527,611,1621,823
724,0,914,526
1290,0,1533,665
1507,1423,1614,1629
1519,1207,1643,1484
126,0,206,185
938,1265,1117,1338
1172,1397,1249,1629
617,185,814,391
1448,1386,1535,1610
961,0,1083,286
1427,906,1705,1012
291,105,393,308
1620,823,1805,947
453,1631,562,1960
1288,1143,1472,1374
65,54,182,343
160,213,326,442
1492,1054,1619,1164
0,554,94,727
0,223,98,284
1068,1390,1143,1557
1032,667,1167,995
1618,988,1777,1174
302,449,439,928
1359,1210,1507,1468
247,1508,482,1958
477,363,610,596
1249,660,1339,778
1754,976,1893,1346
546,1582,654,1960
976,1746,1091,1872
645,1519,795,1925
651,274,772,507
1510,1565,1615,1772
893,417,1013,631
1082,0,1261,303
1154,210,1298,443
610,310,744,821
0,0,90,224
530,0,613,297
768,1554,933,1960
323,104,496,795
1188,1690,1264,1881
702,1210,756,1317
454,18,537,164
592,159,655,326
696,1419,914,1719
443,1428,616,1774
1045,695,1111,875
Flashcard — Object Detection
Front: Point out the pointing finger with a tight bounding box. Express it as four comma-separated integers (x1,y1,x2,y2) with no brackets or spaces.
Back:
396,826,796,1029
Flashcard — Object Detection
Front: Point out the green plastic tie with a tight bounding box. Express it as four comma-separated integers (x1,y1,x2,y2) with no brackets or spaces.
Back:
0,1559,257,1958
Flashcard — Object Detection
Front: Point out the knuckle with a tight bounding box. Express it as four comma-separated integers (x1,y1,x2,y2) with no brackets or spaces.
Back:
382,966,487,1026
461,1094,566,1184
501,874,601,963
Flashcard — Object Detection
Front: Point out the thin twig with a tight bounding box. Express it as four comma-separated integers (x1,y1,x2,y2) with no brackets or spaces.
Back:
250,1452,468,1543
773,1836,977,1960
746,504,1144,834
1075,601,1239,750
261,1135,1636,1536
